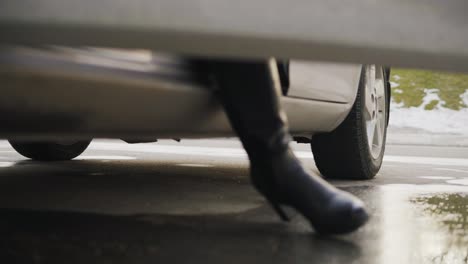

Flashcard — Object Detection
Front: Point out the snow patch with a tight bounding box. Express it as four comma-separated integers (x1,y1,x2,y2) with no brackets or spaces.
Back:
461,90,468,106
389,88,468,135
390,82,400,88
421,88,445,109
390,104,468,135
393,75,401,81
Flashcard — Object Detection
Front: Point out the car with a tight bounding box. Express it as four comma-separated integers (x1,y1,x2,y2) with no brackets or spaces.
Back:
1,46,390,180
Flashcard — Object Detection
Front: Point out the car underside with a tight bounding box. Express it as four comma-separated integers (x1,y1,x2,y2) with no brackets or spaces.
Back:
0,46,391,180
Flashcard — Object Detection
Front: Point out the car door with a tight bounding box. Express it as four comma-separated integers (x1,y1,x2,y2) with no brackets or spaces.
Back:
287,61,361,105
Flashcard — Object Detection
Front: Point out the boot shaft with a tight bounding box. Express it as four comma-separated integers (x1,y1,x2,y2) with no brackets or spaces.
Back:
206,59,291,159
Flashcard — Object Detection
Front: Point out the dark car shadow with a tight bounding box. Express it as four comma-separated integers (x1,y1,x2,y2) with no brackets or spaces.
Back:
0,208,362,264
0,159,365,263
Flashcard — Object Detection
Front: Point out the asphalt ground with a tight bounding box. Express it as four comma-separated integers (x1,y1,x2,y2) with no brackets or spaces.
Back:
0,138,467,264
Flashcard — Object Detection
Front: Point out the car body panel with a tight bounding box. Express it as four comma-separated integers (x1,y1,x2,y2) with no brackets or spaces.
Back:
0,47,354,140
288,61,360,103
1,0,466,72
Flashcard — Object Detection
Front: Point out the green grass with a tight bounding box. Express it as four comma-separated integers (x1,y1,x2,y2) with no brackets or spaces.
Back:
390,69,468,110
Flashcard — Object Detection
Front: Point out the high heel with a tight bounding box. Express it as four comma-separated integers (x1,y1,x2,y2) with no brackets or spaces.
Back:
268,198,290,222
192,58,369,234
250,146,368,234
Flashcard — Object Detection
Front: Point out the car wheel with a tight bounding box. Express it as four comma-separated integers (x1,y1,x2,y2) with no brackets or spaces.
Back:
311,65,390,180
8,140,92,161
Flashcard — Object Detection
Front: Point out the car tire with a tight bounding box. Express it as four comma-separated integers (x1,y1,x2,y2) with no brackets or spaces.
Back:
311,65,390,180
8,140,92,161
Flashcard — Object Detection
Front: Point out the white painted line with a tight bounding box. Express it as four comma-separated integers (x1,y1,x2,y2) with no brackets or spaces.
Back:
0,161,15,167
177,163,215,168
419,176,455,180
89,142,247,157
381,184,468,193
446,179,468,186
88,142,468,167
89,172,106,176
383,155,468,167
434,168,468,174
79,155,136,160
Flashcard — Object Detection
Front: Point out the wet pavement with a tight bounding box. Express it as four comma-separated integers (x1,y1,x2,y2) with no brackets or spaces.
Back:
0,139,467,264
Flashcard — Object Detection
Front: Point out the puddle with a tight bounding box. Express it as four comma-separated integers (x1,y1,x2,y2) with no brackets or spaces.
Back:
375,184,468,264
411,193,468,263
412,194,468,237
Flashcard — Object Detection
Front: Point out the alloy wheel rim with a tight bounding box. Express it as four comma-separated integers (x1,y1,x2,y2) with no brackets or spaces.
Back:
363,65,386,159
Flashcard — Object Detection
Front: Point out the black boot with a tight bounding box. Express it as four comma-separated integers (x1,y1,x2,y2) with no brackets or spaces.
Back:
196,58,368,235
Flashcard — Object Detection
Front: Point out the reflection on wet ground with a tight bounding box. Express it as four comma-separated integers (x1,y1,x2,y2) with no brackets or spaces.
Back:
0,152,468,263
369,184,468,264
412,193,468,263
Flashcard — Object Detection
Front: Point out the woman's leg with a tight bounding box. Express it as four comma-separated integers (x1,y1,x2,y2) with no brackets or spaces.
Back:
195,58,368,234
